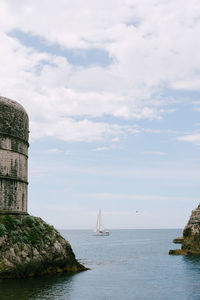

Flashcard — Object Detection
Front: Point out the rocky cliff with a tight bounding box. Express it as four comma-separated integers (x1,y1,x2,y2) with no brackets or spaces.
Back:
0,214,87,278
169,204,200,255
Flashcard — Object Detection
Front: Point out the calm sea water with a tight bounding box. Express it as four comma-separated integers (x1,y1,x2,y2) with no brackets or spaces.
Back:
1,229,200,300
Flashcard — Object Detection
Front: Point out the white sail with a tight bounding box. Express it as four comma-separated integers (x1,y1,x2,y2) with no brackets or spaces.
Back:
99,209,105,231
94,214,99,232
93,209,109,236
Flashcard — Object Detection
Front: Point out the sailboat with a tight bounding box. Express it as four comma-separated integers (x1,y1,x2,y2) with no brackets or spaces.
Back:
93,209,109,236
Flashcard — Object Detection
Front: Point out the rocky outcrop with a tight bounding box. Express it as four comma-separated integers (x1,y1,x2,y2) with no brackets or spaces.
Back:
169,204,200,255
0,214,87,278
173,237,183,244
169,249,187,255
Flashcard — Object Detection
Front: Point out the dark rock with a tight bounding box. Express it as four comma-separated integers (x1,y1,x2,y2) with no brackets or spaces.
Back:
169,204,200,255
173,237,183,244
0,214,87,278
168,249,187,255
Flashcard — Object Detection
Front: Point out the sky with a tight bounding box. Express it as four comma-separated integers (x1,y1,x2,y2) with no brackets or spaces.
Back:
0,0,200,229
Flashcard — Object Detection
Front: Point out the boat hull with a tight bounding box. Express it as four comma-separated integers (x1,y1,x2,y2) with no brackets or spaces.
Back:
94,231,109,236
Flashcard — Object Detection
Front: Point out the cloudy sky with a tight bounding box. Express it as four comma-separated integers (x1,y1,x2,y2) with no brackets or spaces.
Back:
1,0,200,229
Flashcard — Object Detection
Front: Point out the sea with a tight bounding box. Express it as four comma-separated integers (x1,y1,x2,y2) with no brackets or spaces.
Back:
1,229,200,300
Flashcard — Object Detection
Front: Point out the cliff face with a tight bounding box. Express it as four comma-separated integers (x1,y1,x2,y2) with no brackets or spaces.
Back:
0,214,87,278
169,204,200,255
181,204,200,253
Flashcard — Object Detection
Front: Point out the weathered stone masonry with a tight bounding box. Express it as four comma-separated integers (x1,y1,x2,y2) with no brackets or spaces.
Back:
0,96,87,278
0,97,29,214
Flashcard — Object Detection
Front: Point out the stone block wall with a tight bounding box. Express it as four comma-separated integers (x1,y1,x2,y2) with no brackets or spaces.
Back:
0,97,29,214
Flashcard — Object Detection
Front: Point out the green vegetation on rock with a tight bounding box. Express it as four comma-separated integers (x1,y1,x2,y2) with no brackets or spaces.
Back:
0,214,87,278
0,224,6,237
169,204,200,256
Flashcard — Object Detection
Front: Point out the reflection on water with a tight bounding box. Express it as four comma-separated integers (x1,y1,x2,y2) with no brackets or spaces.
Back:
182,256,200,299
0,273,75,300
184,255,200,265
1,230,200,300
183,254,200,272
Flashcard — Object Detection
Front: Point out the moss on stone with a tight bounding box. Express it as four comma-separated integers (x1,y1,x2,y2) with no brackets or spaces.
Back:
0,214,87,278
23,215,35,226
2,215,18,230
45,223,55,233
0,224,6,237
169,249,187,255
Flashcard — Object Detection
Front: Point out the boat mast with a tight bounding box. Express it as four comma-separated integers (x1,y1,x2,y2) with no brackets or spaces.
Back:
99,209,101,231
99,209,105,232
94,211,99,233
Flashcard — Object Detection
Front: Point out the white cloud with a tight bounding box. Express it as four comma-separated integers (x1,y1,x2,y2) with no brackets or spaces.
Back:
0,0,200,141
177,132,200,145
34,148,71,156
42,148,62,154
30,118,134,142
172,78,200,91
75,192,195,202
93,145,117,151
143,151,166,156
29,157,200,182
112,137,120,142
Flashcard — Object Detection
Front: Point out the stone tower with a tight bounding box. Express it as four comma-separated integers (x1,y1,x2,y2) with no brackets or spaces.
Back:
0,96,29,214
